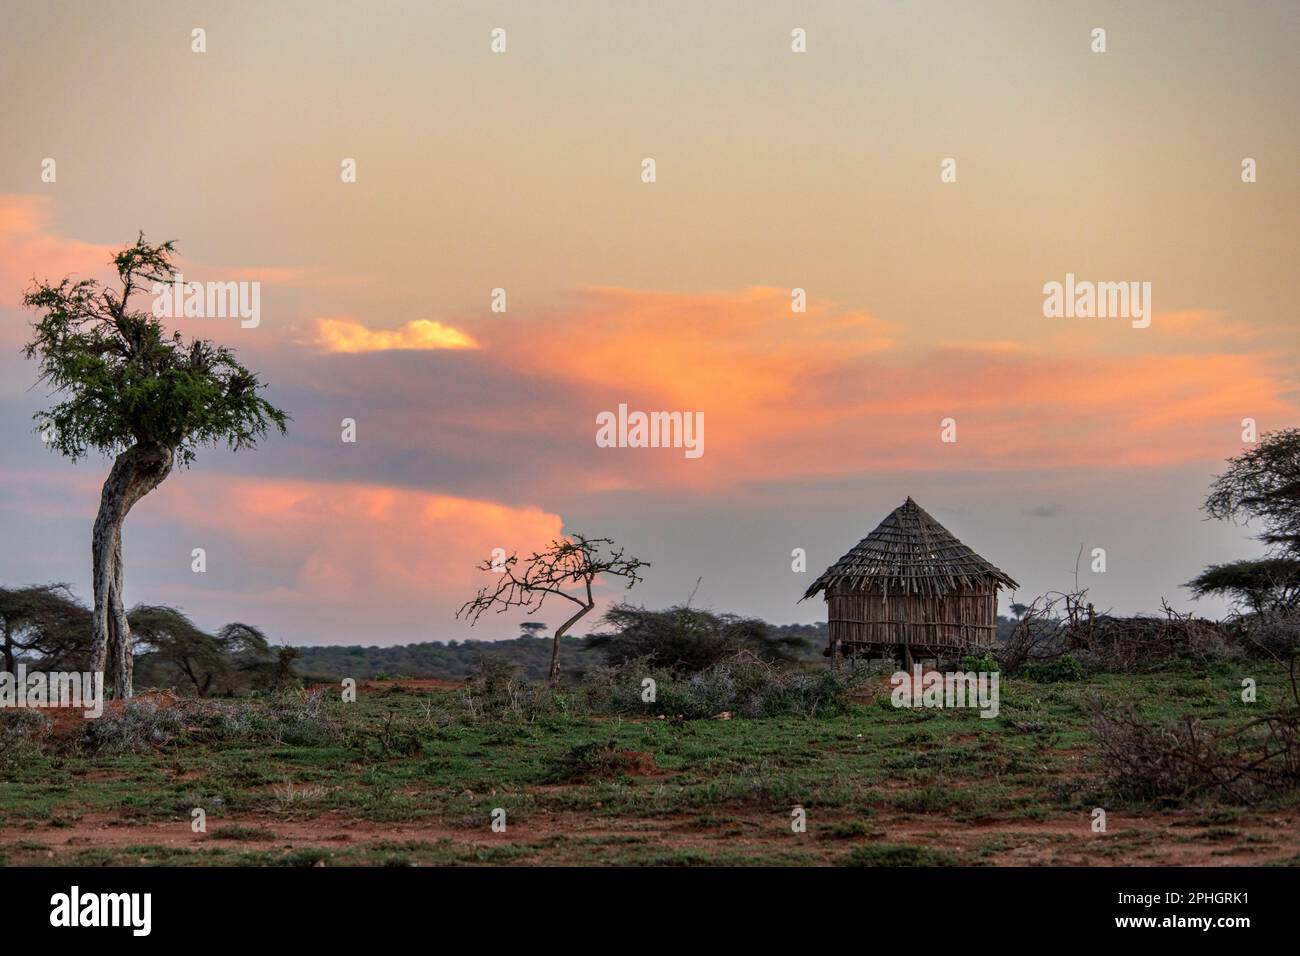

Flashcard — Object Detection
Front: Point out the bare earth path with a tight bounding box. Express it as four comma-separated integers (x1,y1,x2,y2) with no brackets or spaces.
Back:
8,805,1299,866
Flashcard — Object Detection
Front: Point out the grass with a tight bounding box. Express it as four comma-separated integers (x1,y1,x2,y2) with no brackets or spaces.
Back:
0,663,1297,865
838,843,960,867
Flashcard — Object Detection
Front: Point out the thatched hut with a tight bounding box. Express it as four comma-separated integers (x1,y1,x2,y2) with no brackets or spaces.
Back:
801,497,1018,668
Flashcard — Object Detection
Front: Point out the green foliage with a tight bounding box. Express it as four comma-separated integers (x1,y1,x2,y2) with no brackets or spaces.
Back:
293,635,597,682
1205,428,1300,559
1187,558,1300,614
2,661,1297,865
293,627,830,684
76,692,343,755
1020,654,1085,683
961,653,1000,673
580,653,862,720
0,711,53,776
0,583,295,697
587,603,811,673
551,739,649,781
21,234,287,465
130,608,288,696
825,819,875,839
0,583,90,671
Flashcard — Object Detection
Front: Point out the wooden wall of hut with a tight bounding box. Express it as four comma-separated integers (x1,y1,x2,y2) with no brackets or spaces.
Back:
825,584,997,652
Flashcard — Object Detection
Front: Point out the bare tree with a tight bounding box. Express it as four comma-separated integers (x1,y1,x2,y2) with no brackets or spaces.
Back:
457,534,648,682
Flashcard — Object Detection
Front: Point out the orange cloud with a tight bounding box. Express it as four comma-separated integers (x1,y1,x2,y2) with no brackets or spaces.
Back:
6,196,1295,503
458,287,1300,491
493,285,892,405
314,316,479,353
150,475,564,630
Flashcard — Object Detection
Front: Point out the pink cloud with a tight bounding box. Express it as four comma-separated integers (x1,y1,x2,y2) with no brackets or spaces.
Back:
0,195,117,347
156,475,560,603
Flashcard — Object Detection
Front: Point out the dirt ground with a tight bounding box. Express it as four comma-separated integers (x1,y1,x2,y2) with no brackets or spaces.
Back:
11,803,1299,867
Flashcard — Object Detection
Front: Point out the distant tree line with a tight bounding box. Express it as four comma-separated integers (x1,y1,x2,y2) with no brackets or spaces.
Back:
4,582,1028,686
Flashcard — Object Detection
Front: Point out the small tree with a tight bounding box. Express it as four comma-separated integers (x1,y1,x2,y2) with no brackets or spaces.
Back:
272,645,301,690
129,605,230,696
1187,558,1300,615
1192,429,1300,618
130,609,277,696
1205,429,1300,557
0,583,91,673
22,235,287,698
457,534,648,682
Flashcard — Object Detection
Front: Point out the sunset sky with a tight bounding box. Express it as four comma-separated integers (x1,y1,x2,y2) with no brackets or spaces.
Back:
1,1,1297,645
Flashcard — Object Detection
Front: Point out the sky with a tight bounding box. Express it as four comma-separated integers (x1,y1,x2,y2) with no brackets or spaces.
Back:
1,0,1297,645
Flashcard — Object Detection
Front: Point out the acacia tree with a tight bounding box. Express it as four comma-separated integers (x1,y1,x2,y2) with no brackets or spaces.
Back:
128,605,230,696
1189,429,1300,616
22,235,287,698
457,534,648,682
1205,428,1300,556
1187,558,1300,615
129,608,276,696
0,583,91,673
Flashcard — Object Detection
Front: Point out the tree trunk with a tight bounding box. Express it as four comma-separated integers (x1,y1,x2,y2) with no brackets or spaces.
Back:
549,601,595,684
90,443,173,699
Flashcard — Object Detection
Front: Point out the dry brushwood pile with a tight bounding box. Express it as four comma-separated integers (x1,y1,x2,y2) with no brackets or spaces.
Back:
1091,700,1300,804
998,590,1235,673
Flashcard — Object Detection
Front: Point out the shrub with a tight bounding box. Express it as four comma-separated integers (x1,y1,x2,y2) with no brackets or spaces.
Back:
79,700,186,753
1021,654,1085,683
586,603,809,673
961,653,999,673
0,710,53,773
460,658,562,723
670,654,857,718
1090,700,1300,804
453,653,862,722
594,652,862,719
551,739,657,781
77,692,342,754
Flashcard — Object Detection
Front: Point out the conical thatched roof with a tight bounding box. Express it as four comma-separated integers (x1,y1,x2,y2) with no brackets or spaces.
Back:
802,497,1018,599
